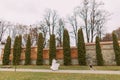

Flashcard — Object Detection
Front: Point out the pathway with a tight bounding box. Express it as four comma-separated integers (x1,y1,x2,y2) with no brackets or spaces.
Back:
0,68,120,75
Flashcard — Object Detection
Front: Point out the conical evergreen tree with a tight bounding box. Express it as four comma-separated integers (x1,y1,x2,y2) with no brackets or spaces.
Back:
3,36,11,65
112,32,120,65
25,35,31,65
77,28,86,65
49,34,56,65
18,35,22,64
36,33,44,65
13,36,19,65
63,29,71,65
96,36,104,66
13,35,22,65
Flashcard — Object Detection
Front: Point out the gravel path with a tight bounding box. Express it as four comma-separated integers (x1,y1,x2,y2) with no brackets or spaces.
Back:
0,68,120,75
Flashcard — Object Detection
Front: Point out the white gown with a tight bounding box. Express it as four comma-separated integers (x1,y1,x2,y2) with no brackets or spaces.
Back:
50,59,60,70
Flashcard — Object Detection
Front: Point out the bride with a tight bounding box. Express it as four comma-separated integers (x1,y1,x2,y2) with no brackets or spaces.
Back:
50,59,60,71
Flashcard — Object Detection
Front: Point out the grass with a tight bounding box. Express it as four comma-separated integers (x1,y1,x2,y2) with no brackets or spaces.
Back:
94,66,120,71
1,65,120,71
0,65,120,80
0,72,120,80
15,65,90,70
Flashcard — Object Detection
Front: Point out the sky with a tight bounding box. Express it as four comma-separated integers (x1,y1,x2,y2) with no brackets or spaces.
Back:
0,0,120,33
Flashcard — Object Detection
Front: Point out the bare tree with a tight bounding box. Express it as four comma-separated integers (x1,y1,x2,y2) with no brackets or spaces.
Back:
56,18,65,47
0,20,10,42
11,24,28,46
76,0,90,43
36,21,48,47
102,27,120,41
22,34,28,46
102,33,112,41
43,9,59,36
113,27,120,40
89,0,107,42
95,10,106,39
12,24,26,36
10,24,29,46
76,0,109,43
29,26,39,46
68,11,80,46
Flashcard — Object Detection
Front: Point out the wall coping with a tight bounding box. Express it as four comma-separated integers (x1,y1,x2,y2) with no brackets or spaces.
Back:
2,41,120,50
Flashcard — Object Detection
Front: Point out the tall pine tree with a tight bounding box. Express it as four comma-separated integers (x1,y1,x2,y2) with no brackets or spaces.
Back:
3,36,11,65
36,33,44,65
96,36,104,66
13,35,22,65
25,35,31,65
77,28,86,65
112,32,120,65
63,29,71,65
49,34,56,65
18,35,22,64
13,36,19,65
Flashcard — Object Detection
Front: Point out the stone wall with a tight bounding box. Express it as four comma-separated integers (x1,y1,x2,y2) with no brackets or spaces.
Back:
85,42,116,65
0,41,119,65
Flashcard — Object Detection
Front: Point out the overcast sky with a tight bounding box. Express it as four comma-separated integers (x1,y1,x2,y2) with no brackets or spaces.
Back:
0,0,120,33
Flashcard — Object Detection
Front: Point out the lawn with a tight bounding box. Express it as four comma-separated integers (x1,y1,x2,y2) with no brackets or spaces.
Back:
0,72,120,80
4,65,120,71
